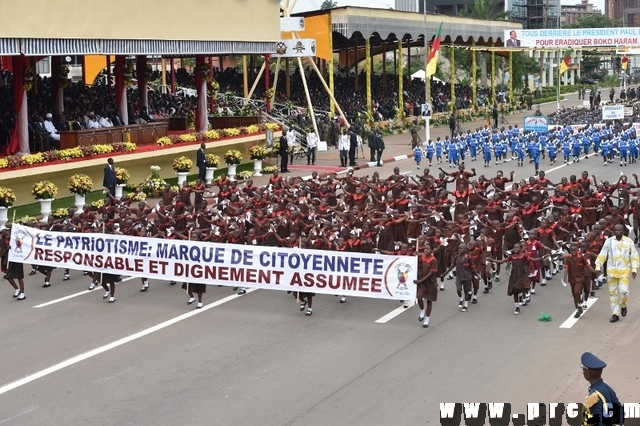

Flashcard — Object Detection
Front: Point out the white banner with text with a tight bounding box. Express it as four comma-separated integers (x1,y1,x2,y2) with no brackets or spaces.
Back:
8,225,416,300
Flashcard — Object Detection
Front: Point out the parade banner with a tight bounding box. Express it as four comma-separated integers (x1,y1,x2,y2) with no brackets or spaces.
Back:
503,27,640,48
7,225,416,301
602,105,624,120
523,116,548,133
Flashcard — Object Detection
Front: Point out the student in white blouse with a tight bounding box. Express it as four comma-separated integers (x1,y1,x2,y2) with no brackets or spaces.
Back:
286,128,297,164
306,130,318,165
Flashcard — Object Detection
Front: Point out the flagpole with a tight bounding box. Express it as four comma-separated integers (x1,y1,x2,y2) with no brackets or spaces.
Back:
557,49,561,111
424,0,429,145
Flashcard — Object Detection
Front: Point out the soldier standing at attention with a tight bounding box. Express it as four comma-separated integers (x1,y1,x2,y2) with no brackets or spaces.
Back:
580,352,624,426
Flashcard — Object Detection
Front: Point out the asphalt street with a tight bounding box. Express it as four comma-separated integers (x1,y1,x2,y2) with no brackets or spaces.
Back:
1,92,639,425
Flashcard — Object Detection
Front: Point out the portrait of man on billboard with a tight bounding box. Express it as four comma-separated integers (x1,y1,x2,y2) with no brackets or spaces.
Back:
506,30,521,47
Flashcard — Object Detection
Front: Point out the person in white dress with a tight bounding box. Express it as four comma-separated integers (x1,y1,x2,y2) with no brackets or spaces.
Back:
286,129,297,165
338,129,350,167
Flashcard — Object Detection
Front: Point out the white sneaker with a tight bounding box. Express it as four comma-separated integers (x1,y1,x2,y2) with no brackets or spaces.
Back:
196,302,203,309
582,302,587,309
422,317,430,328
88,282,95,290
404,300,409,308
13,289,20,298
108,297,115,303
17,293,25,300
531,288,536,294
187,297,196,305
103,291,110,299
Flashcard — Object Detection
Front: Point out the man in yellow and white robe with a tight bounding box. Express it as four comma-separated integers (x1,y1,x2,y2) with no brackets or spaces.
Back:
595,224,639,322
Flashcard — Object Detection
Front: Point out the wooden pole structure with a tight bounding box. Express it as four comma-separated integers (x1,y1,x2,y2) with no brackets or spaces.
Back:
242,55,249,99
450,42,455,112
397,39,404,120
472,40,477,112
366,37,372,120
296,57,319,136
491,40,496,106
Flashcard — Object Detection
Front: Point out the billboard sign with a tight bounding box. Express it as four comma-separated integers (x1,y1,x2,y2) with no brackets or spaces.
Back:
602,105,624,120
523,116,548,132
504,28,640,48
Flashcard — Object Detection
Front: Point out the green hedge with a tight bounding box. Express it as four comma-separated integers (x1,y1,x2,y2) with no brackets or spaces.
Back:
532,96,565,105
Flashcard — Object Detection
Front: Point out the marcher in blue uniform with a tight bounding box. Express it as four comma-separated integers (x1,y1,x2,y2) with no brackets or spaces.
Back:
582,134,591,159
469,136,478,161
548,140,557,165
563,139,571,164
413,145,423,169
580,352,624,426
619,139,628,167
426,141,434,165
515,140,526,167
483,141,492,167
435,138,443,164
572,137,582,163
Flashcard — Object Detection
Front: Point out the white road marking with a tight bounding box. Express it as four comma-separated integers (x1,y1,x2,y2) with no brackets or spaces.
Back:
0,288,258,396
375,301,416,323
33,276,136,308
559,297,598,329
393,155,409,161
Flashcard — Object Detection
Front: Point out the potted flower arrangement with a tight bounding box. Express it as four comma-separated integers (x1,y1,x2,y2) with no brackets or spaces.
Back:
32,181,58,223
141,165,167,197
68,173,93,211
249,144,269,177
68,173,93,196
0,186,16,229
173,156,193,186
204,153,220,184
224,149,243,180
115,167,130,198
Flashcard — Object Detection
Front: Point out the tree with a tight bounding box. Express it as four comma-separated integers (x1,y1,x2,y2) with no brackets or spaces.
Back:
320,0,337,9
458,0,509,87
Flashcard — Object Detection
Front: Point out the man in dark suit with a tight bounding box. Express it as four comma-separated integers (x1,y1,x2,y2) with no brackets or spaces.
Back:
279,131,289,172
53,113,69,132
506,30,521,47
103,158,117,200
196,143,206,182
139,105,154,122
367,130,377,162
34,116,52,151
110,110,124,126
348,128,358,167
72,115,86,131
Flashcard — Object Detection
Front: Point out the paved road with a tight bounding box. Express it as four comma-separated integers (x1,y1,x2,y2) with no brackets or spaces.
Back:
1,92,639,425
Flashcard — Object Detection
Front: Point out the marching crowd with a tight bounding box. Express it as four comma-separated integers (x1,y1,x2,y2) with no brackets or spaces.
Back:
414,115,640,177
2,143,639,326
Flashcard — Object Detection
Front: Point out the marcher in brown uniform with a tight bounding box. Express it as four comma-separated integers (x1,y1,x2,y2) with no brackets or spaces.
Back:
441,243,476,312
490,243,543,315
564,244,597,318
414,245,439,327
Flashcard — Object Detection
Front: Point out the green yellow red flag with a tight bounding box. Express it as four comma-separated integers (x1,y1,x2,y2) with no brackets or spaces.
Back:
559,49,573,75
426,22,443,78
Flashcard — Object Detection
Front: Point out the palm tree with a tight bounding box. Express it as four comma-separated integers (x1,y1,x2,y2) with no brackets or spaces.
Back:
458,0,509,87
321,0,338,9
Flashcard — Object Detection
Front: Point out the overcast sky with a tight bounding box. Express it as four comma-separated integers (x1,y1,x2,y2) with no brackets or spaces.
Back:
293,0,606,16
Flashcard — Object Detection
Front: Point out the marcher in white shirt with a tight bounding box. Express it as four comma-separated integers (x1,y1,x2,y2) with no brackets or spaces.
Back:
306,130,318,165
338,128,350,167
286,129,297,165
86,113,101,129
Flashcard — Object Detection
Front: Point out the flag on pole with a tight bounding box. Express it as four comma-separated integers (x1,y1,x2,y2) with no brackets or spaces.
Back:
426,22,443,78
622,56,629,71
559,49,573,75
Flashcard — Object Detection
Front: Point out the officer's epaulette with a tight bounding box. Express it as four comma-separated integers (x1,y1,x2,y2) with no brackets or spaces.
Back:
585,392,599,408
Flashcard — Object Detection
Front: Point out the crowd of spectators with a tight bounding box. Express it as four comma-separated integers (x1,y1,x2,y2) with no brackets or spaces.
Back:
0,65,495,151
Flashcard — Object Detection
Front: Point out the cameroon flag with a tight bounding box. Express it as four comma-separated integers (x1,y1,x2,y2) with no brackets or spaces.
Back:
426,22,443,78
559,49,573,75
622,56,629,71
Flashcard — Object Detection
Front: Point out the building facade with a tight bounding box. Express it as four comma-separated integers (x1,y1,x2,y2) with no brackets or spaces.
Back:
395,0,505,16
509,0,561,29
605,0,640,26
560,0,602,26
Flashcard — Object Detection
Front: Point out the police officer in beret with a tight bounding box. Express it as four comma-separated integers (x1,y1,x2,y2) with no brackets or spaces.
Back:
581,352,624,426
